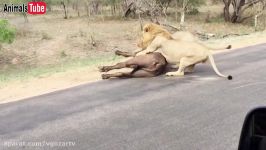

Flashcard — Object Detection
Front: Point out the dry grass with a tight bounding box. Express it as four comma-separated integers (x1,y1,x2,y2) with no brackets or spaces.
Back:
0,15,141,85
1,16,140,66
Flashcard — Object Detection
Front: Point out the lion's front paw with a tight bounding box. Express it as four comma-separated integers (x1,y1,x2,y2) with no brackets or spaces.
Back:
166,72,184,76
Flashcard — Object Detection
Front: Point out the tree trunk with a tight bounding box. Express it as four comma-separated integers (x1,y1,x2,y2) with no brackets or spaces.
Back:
61,1,68,19
76,1,80,17
223,0,264,23
22,12,28,23
254,14,258,31
180,10,185,27
92,1,99,15
180,0,189,29
231,11,240,23
138,13,143,31
175,0,179,22
165,1,171,12
223,0,241,23
223,0,231,22
85,1,90,17
230,0,244,23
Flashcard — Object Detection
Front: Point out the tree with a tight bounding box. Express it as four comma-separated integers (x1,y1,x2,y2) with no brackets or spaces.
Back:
124,0,164,23
223,0,265,23
109,0,118,15
175,0,204,28
156,0,172,12
179,0,189,28
8,0,30,23
61,0,68,19
89,0,101,15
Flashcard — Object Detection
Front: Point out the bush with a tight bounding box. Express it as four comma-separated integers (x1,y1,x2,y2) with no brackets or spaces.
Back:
187,8,199,15
0,19,16,44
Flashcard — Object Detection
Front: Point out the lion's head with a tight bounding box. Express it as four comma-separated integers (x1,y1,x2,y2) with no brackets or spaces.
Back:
137,23,173,49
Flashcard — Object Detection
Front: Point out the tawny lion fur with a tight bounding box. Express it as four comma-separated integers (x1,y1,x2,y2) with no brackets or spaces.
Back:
135,23,232,79
125,23,230,57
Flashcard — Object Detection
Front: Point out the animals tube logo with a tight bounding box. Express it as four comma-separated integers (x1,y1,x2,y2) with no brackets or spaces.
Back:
3,2,46,14
28,2,46,14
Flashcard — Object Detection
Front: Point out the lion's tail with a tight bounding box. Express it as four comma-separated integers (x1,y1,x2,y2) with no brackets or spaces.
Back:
200,43,232,51
208,53,232,80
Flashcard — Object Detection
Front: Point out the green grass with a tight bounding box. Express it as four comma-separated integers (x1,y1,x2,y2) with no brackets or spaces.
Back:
0,19,16,44
0,54,122,86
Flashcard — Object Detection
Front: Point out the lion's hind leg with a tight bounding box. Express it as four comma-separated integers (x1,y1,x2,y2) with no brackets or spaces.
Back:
185,64,195,73
166,57,204,76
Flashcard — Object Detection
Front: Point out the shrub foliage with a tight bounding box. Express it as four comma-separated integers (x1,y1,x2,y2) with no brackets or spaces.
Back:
0,19,16,44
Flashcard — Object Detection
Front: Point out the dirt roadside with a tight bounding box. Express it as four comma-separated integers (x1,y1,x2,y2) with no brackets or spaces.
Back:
0,31,265,104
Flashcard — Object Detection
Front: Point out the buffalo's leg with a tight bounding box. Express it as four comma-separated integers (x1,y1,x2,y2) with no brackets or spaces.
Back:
115,50,135,57
115,48,143,57
102,72,131,79
102,69,155,79
130,69,155,77
99,62,138,72
99,57,145,72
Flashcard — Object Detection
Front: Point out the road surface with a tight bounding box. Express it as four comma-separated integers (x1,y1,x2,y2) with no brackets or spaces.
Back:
0,44,266,150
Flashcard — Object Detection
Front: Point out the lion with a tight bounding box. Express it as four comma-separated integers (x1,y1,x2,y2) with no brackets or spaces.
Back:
116,23,231,58
115,23,173,57
136,23,233,80
116,23,231,75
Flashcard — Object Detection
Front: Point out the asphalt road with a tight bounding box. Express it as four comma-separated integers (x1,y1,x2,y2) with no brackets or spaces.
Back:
1,44,266,150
